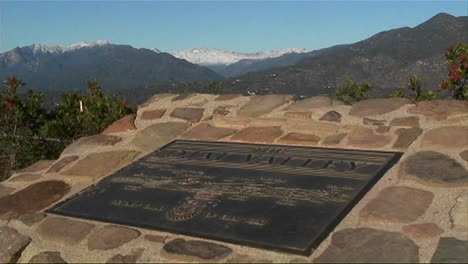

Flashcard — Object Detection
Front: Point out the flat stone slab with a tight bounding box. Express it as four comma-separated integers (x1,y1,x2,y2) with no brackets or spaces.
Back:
106,248,144,263
132,122,190,152
431,237,468,263
460,150,468,162
360,186,433,223
390,116,420,127
349,98,411,117
46,155,79,174
408,100,468,120
88,225,140,250
61,134,122,156
170,107,204,122
314,228,419,263
48,140,402,255
0,185,14,199
17,213,47,226
375,126,390,134
29,251,67,263
140,93,174,108
277,132,320,145
362,117,386,126
227,254,272,263
215,94,241,101
392,127,422,149
421,126,468,149
402,223,443,239
61,151,140,180
144,234,168,244
284,111,312,119
238,95,291,118
9,173,42,182
230,126,283,143
321,133,347,145
0,180,70,219
37,217,95,245
213,105,231,116
0,226,32,263
140,109,166,120
401,151,468,186
102,114,137,134
348,127,392,148
286,96,343,111
182,123,237,140
14,160,55,174
172,93,197,102
163,238,232,260
319,111,342,122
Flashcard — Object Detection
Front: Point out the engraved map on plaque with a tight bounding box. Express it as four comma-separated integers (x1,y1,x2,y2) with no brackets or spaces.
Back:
48,140,402,255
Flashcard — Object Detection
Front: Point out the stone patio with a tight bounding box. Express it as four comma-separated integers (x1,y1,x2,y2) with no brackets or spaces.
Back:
0,94,466,263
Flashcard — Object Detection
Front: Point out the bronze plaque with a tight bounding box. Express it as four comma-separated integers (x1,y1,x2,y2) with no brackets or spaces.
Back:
48,140,402,255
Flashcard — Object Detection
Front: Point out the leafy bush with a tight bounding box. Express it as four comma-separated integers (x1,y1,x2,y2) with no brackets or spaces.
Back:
440,43,468,100
0,76,58,169
386,75,438,101
44,79,133,141
0,76,133,174
332,78,374,104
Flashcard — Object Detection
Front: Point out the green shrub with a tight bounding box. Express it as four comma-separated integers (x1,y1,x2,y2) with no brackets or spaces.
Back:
332,78,374,104
0,76,133,174
386,75,438,101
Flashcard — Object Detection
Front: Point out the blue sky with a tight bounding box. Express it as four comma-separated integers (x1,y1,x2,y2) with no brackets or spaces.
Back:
0,1,467,53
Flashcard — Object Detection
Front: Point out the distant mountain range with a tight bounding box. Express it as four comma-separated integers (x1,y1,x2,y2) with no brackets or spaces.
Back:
0,12,466,102
0,41,223,94
223,13,468,96
168,47,309,77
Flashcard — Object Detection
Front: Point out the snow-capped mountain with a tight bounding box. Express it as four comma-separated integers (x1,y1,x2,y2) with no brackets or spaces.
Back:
169,47,309,66
27,40,110,55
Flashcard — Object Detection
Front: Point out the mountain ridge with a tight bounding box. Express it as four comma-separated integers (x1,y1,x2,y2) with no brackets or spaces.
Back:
223,12,468,96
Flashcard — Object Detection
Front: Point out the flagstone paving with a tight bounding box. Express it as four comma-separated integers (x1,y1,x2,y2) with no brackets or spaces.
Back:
102,114,137,134
139,109,166,120
46,155,79,174
408,100,468,120
0,226,31,263
360,186,434,223
28,251,67,263
37,217,95,246
87,225,140,250
314,228,419,263
61,150,140,180
16,213,47,227
163,238,233,261
170,107,205,122
0,94,466,263
389,116,420,127
421,126,468,149
0,181,70,220
106,248,144,263
348,98,411,117
61,134,122,156
392,127,422,149
402,223,444,239
401,151,468,186
13,160,55,174
319,111,342,122
431,237,468,263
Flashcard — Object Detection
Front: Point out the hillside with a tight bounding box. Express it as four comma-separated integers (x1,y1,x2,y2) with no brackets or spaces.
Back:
224,13,468,96
0,42,223,94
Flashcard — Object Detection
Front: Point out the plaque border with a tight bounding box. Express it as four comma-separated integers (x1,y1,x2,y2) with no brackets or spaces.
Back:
47,140,403,256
